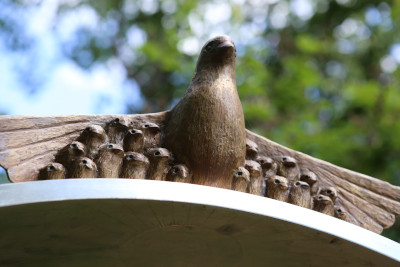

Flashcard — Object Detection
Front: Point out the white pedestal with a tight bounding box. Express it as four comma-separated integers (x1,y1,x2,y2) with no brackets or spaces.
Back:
0,179,399,266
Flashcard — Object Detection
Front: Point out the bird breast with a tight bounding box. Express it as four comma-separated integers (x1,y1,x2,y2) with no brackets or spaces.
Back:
165,75,246,188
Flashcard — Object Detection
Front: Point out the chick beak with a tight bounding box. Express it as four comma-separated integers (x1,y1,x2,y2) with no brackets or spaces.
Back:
280,182,289,190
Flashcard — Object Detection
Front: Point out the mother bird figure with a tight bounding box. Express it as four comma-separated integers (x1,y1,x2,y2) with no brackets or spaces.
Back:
164,36,246,189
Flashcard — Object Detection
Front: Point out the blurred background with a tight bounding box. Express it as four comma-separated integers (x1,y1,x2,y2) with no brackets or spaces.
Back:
0,0,399,241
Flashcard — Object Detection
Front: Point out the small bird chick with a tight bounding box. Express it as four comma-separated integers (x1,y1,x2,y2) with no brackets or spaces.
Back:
123,129,144,152
245,139,258,160
55,141,87,167
106,117,130,145
78,125,107,158
231,167,250,193
95,143,124,178
146,148,172,181
277,156,300,181
67,157,97,178
40,163,66,180
334,205,347,220
120,152,149,179
166,164,192,183
319,187,338,202
313,194,335,216
300,170,319,195
141,122,161,148
245,160,263,196
289,181,312,209
256,156,277,178
265,175,289,202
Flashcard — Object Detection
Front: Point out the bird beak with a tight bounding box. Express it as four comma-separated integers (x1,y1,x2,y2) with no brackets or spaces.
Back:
114,149,125,157
301,183,310,189
218,40,234,49
280,182,289,190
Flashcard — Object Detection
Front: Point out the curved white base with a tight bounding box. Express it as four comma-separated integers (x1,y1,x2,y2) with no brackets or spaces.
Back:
0,179,399,266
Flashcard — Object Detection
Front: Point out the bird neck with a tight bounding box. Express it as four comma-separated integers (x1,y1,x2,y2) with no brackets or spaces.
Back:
192,63,236,84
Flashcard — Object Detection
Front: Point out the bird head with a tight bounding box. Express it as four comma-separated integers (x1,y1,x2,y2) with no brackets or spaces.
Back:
195,35,236,71
314,194,332,205
79,157,96,170
233,167,250,182
319,187,338,202
281,156,297,168
100,143,125,158
294,181,310,191
146,148,171,162
245,139,259,158
126,129,144,139
46,163,64,173
334,206,347,219
270,175,289,190
169,164,191,180
256,156,275,170
244,160,261,176
68,141,86,156
124,152,149,166
300,170,318,186
141,122,160,133
110,117,130,129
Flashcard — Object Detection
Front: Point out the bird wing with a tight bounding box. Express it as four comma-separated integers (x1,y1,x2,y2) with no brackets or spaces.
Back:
246,129,400,233
1,114,399,233
0,113,167,183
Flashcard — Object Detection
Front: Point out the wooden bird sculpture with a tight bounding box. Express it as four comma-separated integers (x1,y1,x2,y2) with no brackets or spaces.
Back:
0,35,400,234
164,35,246,189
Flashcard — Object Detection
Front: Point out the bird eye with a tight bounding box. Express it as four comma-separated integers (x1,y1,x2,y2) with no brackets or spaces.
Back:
295,181,301,186
274,179,280,184
155,151,160,156
205,44,212,52
48,165,55,171
237,171,243,176
128,155,134,159
144,124,149,128
318,196,323,200
70,143,77,149
114,118,120,123
174,168,179,174
107,144,113,149
82,159,88,164
327,189,332,194
337,208,342,212
260,160,265,164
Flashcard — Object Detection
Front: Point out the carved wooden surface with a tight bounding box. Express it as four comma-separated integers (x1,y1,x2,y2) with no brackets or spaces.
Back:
0,113,399,234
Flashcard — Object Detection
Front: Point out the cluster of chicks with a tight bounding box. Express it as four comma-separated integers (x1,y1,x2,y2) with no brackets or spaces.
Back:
40,117,345,220
241,139,346,220
40,117,189,184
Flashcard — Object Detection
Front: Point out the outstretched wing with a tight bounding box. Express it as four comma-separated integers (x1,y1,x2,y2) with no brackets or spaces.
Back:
0,113,168,183
246,129,400,233
1,114,399,233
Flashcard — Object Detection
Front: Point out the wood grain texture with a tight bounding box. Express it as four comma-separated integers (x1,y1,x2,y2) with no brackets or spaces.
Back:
246,130,400,233
0,115,399,234
0,113,167,182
